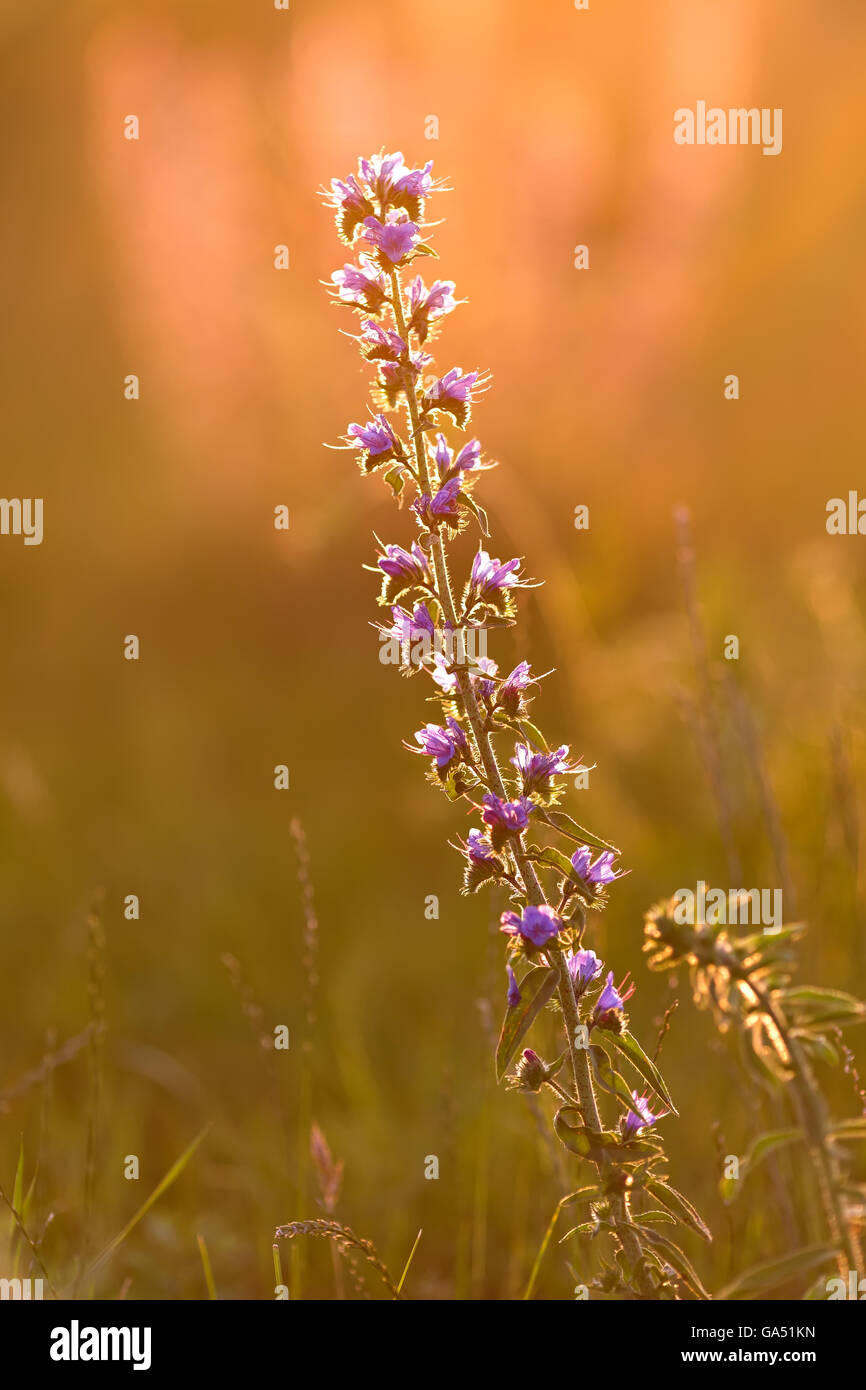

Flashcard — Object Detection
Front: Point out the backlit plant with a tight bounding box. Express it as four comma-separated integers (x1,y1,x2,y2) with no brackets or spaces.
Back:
321,151,710,1299
645,896,866,1297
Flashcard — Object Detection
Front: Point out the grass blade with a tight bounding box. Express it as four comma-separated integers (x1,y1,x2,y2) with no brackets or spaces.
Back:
86,1123,212,1280
196,1233,217,1300
396,1227,422,1297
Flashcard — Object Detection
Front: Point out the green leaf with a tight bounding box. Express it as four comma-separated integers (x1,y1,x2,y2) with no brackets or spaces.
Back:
458,491,489,537
10,1138,25,1274
719,1128,803,1204
535,845,578,879
561,1185,600,1207
588,1044,641,1112
780,987,866,1029
641,1227,711,1300
516,720,549,752
11,1139,24,1221
495,966,559,1082
553,1106,621,1162
560,1221,595,1238
522,1186,599,1300
793,1030,840,1066
645,1178,712,1242
634,1210,676,1227
593,1029,677,1115
717,1245,839,1300
382,465,405,502
828,1118,866,1142
539,808,619,854
86,1123,212,1279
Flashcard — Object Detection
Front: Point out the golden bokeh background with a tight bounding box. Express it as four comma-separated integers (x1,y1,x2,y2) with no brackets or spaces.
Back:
1,0,865,1298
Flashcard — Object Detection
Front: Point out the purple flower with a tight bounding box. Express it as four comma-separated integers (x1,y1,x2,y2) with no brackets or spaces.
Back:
430,651,458,694
363,212,420,265
470,656,499,702
512,743,579,796
481,793,530,838
433,434,490,483
571,847,627,887
465,828,495,863
330,257,389,312
392,160,434,198
378,352,431,395
506,964,521,1008
413,476,462,529
597,971,624,1012
409,277,456,318
594,970,635,1015
567,948,603,992
359,319,407,361
622,1092,664,1139
347,414,398,458
376,542,430,585
359,152,433,203
408,716,467,770
514,1047,548,1090
359,151,407,194
427,367,479,407
469,551,525,605
325,174,374,241
327,174,369,215
500,905,562,948
497,661,537,717
407,278,458,341
381,602,436,648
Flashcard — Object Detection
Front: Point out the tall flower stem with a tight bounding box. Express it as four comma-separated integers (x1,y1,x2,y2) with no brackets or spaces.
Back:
326,154,709,1301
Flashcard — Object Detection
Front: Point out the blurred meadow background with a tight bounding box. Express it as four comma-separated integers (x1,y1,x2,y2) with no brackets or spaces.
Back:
1,0,865,1299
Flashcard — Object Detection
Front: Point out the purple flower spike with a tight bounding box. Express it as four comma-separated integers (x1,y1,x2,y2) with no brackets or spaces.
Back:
571,846,627,887
506,964,521,1008
500,904,562,948
363,212,420,265
567,948,603,992
622,1092,664,1139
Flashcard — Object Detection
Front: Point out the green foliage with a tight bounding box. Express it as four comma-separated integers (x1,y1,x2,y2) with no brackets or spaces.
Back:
495,966,559,1081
